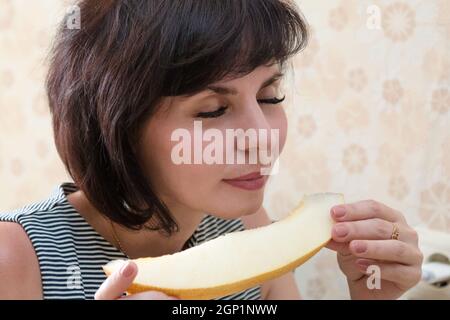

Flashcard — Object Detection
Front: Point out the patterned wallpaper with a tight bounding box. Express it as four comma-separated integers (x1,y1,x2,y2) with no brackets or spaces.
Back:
0,0,449,299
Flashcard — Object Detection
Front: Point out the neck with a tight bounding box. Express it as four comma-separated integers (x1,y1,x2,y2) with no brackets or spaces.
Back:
67,190,205,259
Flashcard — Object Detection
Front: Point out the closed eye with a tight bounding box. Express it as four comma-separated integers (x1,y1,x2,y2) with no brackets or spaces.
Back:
195,95,286,119
258,95,286,105
196,106,229,118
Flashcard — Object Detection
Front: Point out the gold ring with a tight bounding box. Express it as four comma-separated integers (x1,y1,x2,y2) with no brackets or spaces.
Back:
391,223,400,240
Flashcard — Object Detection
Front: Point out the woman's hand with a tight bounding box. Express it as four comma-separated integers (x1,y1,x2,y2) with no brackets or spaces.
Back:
95,261,179,300
326,199,423,300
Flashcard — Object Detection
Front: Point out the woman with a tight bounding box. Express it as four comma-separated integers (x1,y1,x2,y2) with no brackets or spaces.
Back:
0,0,422,300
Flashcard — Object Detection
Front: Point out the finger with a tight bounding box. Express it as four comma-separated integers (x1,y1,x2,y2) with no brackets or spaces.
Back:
355,259,422,290
326,241,367,281
348,239,422,265
331,218,416,244
120,291,180,300
325,240,352,255
330,200,404,223
95,261,137,300
333,250,366,281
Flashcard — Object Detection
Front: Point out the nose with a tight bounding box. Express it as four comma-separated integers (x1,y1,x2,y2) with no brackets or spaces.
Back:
232,98,279,167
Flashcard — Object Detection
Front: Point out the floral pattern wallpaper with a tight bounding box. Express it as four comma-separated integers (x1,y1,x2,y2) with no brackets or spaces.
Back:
0,0,449,299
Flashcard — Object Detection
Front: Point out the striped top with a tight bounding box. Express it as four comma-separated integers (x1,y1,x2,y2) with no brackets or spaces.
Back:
0,182,261,300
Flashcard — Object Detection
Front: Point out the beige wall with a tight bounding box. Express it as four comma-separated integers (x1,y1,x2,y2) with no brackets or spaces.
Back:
0,0,449,299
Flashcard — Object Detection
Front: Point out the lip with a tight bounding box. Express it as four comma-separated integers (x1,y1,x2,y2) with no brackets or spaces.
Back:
223,171,267,190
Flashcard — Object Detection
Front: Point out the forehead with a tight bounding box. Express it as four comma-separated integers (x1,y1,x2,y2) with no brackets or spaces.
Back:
212,62,282,86
182,63,283,100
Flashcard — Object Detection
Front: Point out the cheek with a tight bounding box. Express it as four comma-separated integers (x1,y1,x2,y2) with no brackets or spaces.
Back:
139,121,225,194
136,119,179,194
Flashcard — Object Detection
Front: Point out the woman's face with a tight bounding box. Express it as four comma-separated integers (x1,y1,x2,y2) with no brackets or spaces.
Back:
137,63,288,219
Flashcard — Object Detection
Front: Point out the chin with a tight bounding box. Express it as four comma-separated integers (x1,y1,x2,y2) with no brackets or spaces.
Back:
209,193,264,220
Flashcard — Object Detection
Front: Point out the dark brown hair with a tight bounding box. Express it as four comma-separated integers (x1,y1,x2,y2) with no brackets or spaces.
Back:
46,0,309,236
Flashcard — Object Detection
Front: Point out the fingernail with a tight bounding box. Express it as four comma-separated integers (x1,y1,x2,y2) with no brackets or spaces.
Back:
334,224,348,237
356,259,371,267
353,241,367,254
332,206,346,218
120,261,134,278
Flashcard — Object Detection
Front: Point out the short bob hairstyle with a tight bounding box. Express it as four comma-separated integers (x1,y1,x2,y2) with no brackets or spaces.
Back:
46,0,309,236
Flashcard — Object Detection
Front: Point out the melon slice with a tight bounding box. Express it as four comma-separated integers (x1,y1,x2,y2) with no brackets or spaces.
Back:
103,192,344,299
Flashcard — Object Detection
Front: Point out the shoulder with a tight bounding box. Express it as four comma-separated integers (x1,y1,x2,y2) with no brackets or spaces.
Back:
0,222,42,299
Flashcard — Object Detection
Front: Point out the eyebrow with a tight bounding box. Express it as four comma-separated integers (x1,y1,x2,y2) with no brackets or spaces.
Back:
205,71,285,96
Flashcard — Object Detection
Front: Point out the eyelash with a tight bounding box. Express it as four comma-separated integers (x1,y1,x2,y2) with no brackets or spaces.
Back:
196,95,286,119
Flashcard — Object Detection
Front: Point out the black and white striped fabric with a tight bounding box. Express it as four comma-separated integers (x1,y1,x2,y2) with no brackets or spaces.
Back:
0,182,261,300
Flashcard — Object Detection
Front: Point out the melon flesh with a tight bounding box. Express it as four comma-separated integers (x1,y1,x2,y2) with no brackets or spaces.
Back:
103,192,345,299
